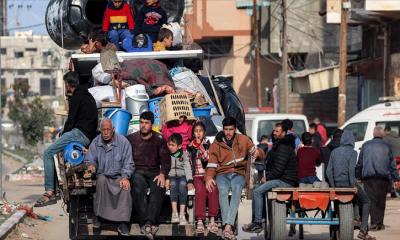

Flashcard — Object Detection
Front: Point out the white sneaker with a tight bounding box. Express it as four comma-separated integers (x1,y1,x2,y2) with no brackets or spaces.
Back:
179,215,188,225
171,213,179,223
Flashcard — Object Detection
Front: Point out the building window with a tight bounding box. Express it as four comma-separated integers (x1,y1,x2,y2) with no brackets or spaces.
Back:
40,78,55,96
1,78,6,88
15,52,24,58
1,48,6,55
17,70,27,76
25,48,37,52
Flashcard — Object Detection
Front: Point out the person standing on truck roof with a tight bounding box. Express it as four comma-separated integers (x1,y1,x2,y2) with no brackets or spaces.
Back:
34,71,98,207
326,130,376,240
85,119,134,236
356,127,400,232
102,0,135,50
205,117,265,240
127,111,170,240
135,0,168,43
243,122,297,234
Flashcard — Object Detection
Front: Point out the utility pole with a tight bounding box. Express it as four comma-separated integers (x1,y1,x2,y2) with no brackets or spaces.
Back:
281,0,288,113
253,0,262,107
338,0,349,126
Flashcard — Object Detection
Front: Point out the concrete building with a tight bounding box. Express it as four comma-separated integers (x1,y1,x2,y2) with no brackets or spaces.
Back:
185,0,279,108
0,31,70,97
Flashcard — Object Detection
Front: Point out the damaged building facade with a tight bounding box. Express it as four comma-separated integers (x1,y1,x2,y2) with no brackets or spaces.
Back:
186,0,400,125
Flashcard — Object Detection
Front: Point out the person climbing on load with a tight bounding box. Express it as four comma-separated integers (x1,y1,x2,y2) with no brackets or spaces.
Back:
34,71,98,207
102,0,135,50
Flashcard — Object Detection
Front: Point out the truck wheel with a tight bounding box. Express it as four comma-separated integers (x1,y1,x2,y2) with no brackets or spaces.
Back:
69,196,79,240
271,200,287,240
338,203,354,240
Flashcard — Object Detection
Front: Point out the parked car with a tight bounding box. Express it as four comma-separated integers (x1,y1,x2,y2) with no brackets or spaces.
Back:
245,113,309,144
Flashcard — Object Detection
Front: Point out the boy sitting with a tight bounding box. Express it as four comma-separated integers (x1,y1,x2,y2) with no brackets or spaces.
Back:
103,0,135,50
153,28,173,51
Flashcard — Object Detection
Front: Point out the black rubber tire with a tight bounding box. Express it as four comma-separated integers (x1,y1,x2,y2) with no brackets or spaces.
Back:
271,200,287,240
338,203,354,240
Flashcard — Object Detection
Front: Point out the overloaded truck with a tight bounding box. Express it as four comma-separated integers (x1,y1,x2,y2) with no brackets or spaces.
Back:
46,1,357,240
46,1,246,239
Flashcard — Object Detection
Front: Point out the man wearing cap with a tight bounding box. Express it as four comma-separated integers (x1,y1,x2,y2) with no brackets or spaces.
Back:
85,118,134,236
34,71,98,207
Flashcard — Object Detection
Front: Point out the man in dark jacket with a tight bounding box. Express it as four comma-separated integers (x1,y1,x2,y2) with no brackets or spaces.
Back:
356,127,400,231
326,130,357,187
326,131,376,240
35,71,98,207
243,122,297,233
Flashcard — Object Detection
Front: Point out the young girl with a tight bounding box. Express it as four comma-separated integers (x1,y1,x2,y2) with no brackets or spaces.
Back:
188,122,219,234
166,133,194,225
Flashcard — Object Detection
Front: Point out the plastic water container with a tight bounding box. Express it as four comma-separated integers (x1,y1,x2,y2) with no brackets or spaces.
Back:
193,105,214,118
104,109,132,136
128,115,140,135
125,85,149,116
64,142,85,166
148,97,163,127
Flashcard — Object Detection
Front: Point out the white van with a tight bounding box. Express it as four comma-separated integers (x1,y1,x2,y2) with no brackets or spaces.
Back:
245,113,309,143
341,100,400,154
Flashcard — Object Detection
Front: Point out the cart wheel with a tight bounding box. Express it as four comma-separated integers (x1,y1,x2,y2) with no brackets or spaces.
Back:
69,195,79,240
338,203,354,240
271,200,287,240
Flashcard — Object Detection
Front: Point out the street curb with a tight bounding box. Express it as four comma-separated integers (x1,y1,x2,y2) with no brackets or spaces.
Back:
0,210,26,240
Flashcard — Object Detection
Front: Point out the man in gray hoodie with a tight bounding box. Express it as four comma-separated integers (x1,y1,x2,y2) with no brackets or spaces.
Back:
356,126,400,232
327,131,375,240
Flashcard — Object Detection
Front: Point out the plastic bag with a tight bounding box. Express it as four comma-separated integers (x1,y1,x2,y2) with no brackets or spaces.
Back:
198,76,246,135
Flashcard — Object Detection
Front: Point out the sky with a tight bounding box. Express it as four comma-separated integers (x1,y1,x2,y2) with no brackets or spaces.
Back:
6,0,48,35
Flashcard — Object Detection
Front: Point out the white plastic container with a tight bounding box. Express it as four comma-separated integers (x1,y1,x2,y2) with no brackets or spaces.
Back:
125,85,149,116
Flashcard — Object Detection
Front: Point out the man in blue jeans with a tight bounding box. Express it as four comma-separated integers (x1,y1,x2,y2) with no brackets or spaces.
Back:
206,117,265,240
243,122,298,233
34,71,98,207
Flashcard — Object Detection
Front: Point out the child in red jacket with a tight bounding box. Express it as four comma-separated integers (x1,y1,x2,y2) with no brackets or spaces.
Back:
102,0,135,50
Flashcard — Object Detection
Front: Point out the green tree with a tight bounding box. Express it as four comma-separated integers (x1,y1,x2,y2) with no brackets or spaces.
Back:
8,82,54,146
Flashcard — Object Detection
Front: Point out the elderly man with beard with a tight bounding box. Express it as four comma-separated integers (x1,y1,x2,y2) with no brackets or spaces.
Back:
85,118,134,236
127,111,170,240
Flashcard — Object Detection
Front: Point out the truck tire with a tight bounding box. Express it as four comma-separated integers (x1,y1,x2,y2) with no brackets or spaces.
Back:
338,203,354,240
270,200,287,240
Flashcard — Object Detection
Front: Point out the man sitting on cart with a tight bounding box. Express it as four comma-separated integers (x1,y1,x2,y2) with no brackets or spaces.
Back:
205,117,265,240
85,118,134,236
242,122,298,233
34,71,98,207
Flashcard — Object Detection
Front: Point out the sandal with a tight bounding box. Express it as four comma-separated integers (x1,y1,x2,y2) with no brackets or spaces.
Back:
34,192,57,207
222,226,236,240
196,221,205,234
357,230,376,240
208,222,219,234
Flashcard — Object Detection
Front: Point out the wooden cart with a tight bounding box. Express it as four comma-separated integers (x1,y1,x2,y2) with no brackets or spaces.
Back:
266,188,357,240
